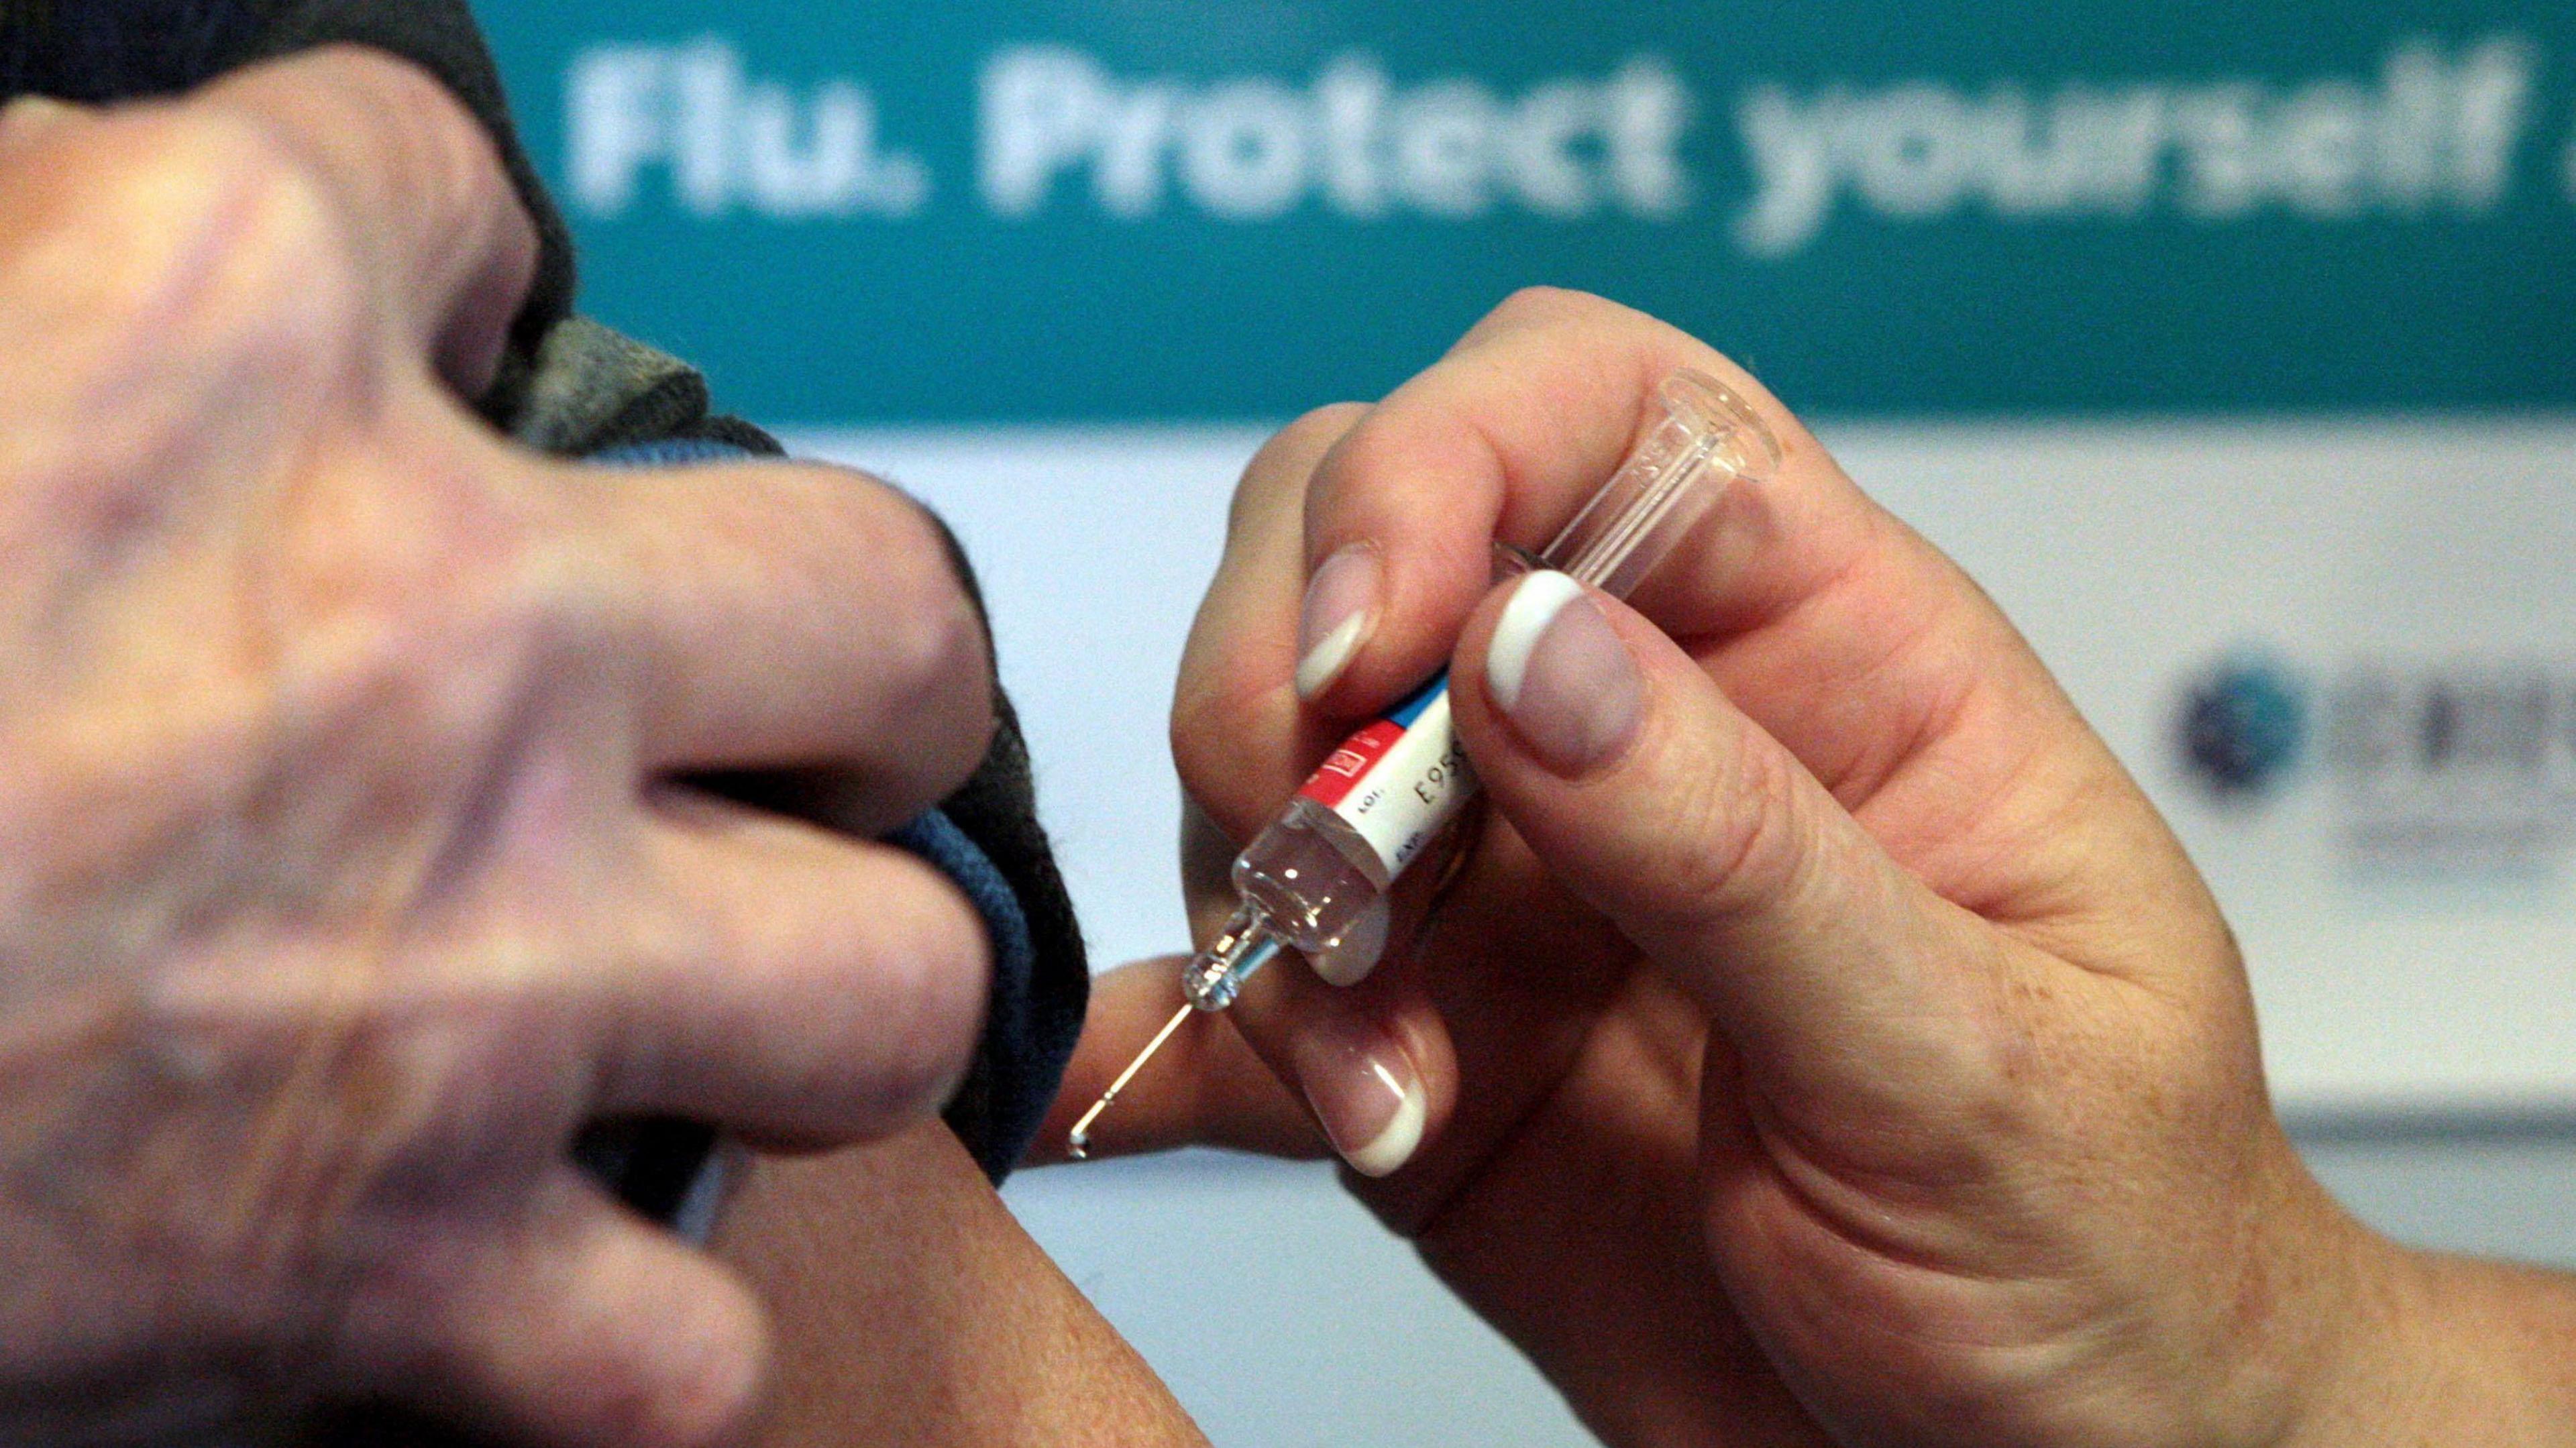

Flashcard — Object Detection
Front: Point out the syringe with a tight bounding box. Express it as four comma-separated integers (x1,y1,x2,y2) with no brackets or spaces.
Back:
1067,372,1780,1160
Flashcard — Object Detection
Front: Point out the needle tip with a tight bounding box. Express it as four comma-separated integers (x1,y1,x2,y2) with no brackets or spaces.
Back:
1063,1001,1196,1163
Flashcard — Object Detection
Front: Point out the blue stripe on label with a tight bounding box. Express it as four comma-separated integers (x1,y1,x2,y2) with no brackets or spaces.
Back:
1387,672,1449,728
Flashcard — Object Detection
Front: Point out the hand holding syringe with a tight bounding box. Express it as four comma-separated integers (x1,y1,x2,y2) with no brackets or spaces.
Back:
1069,372,1782,1160
1047,295,2445,1447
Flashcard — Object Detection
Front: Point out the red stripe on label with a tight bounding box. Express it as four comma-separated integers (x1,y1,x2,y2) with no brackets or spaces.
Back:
1297,720,1403,809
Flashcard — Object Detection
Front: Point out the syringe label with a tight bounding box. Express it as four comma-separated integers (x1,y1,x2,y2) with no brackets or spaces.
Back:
1300,722,1402,808
1296,673,1480,877
1299,673,1439,808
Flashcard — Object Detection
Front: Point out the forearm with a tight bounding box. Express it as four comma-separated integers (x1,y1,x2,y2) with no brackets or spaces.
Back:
711,1124,1206,1448
2286,1229,2576,1447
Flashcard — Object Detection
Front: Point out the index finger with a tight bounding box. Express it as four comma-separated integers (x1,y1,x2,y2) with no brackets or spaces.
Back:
541,451,998,833
1296,286,1840,715
1294,288,2151,916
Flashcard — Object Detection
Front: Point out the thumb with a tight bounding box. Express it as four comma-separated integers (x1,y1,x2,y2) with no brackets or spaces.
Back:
1451,570,2029,1136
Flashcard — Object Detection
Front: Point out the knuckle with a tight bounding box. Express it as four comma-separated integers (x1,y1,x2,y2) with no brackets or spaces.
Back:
302,44,533,285
311,45,491,167
1286,400,1373,441
1656,733,1812,930
616,1304,768,1448
1168,653,1277,825
1267,402,1371,469
1495,282,1594,317
1167,687,1225,803
0,111,368,567
1482,284,1615,335
62,108,363,363
860,491,996,780
1464,286,1727,389
833,864,989,1126
1230,402,1366,537
270,449,566,765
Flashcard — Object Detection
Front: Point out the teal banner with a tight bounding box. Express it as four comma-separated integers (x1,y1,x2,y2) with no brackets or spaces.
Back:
480,3,2576,421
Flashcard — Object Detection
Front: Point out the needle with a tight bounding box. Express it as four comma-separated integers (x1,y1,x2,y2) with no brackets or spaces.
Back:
1066,1002,1195,1160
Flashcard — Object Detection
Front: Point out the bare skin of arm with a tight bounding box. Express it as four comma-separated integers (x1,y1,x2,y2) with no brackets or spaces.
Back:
712,1125,1208,1448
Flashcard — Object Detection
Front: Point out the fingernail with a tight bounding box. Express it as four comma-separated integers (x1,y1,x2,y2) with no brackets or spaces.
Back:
1486,571,1643,774
1291,1009,1426,1177
1307,893,1389,987
1296,545,1381,700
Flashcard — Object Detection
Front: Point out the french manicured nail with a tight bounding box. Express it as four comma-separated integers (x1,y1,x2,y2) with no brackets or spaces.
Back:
1291,1008,1426,1176
1486,570,1643,774
1296,544,1381,699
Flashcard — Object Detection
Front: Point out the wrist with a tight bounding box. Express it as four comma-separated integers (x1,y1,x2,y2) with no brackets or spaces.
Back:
2264,1208,2416,1448
2272,1223,2576,1448
2155,1154,2383,1448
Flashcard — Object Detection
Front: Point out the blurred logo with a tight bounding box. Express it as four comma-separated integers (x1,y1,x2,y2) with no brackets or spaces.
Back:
2174,649,2576,877
2178,653,2310,799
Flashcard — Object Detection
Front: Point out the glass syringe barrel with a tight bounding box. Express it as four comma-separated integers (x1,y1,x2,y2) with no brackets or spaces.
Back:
1182,371,1782,1013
